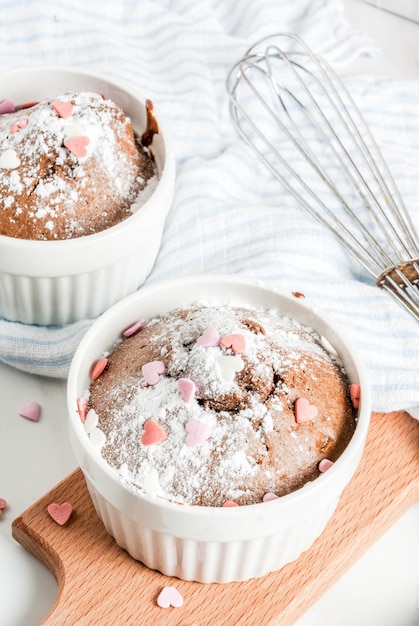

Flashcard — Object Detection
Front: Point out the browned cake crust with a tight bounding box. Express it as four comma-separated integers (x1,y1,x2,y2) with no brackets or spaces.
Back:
88,304,356,507
0,92,157,240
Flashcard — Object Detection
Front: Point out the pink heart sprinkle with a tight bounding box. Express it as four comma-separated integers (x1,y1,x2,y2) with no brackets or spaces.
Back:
350,383,360,409
18,401,41,422
17,101,38,110
47,502,73,526
10,116,28,133
222,500,239,507
262,492,279,502
64,135,89,158
91,357,108,381
77,397,88,423
0,498,7,510
294,397,318,424
0,99,15,114
185,420,210,447
196,327,220,348
141,420,167,446
220,333,246,354
157,586,184,609
178,378,196,403
319,459,334,473
52,100,74,119
122,319,145,337
142,360,166,385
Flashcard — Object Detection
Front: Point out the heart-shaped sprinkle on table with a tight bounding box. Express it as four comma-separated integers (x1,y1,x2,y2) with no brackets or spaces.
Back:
18,401,41,422
220,333,246,354
10,116,28,133
196,327,220,348
185,420,210,447
178,378,196,403
0,148,20,169
122,319,145,337
142,360,166,385
0,498,7,517
319,458,334,473
64,135,89,158
47,502,73,526
0,99,15,114
294,397,318,424
52,100,74,119
91,357,108,381
141,420,167,446
157,586,184,609
216,355,244,382
350,383,361,409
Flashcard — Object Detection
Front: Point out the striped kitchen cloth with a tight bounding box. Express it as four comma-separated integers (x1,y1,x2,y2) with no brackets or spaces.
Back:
0,0,418,415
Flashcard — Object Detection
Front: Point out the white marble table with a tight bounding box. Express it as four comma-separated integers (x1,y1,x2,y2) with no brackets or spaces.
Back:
0,1,418,624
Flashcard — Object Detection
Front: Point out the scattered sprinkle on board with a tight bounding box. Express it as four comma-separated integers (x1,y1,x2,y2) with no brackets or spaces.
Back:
11,411,419,625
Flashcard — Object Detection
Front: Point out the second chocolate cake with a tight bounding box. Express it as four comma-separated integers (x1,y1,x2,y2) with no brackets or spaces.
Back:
0,91,158,240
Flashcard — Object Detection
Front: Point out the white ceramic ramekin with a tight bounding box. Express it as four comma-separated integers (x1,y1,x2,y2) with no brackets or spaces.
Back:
0,66,175,325
67,275,371,583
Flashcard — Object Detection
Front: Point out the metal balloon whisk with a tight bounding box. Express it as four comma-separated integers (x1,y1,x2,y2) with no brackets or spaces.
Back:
227,33,419,320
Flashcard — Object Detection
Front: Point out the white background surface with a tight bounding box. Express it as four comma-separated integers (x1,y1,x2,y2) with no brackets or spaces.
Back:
0,1,418,624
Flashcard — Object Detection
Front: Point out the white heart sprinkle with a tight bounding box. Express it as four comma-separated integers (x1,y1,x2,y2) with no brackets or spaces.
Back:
216,355,244,381
142,470,164,497
63,123,85,140
89,427,106,449
0,148,20,169
84,408,99,434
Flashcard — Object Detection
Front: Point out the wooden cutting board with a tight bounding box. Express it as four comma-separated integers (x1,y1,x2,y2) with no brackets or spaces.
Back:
12,410,419,626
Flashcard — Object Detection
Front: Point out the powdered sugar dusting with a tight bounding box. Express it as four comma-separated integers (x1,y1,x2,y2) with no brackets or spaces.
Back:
88,303,356,507
0,91,158,240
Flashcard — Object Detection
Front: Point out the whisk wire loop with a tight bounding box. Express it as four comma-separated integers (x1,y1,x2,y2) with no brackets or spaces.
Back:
264,47,403,270
227,33,419,319
230,60,386,275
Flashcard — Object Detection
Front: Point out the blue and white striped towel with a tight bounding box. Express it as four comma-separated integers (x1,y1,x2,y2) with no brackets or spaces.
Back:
0,0,418,415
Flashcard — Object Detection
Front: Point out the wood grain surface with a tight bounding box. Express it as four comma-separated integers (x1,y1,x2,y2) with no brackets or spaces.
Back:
12,410,419,626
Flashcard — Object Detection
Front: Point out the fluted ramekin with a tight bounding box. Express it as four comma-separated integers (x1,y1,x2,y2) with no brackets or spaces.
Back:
67,275,371,583
0,66,175,325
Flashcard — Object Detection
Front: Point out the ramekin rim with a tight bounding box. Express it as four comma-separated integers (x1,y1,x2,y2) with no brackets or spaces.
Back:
67,273,372,515
0,64,175,250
